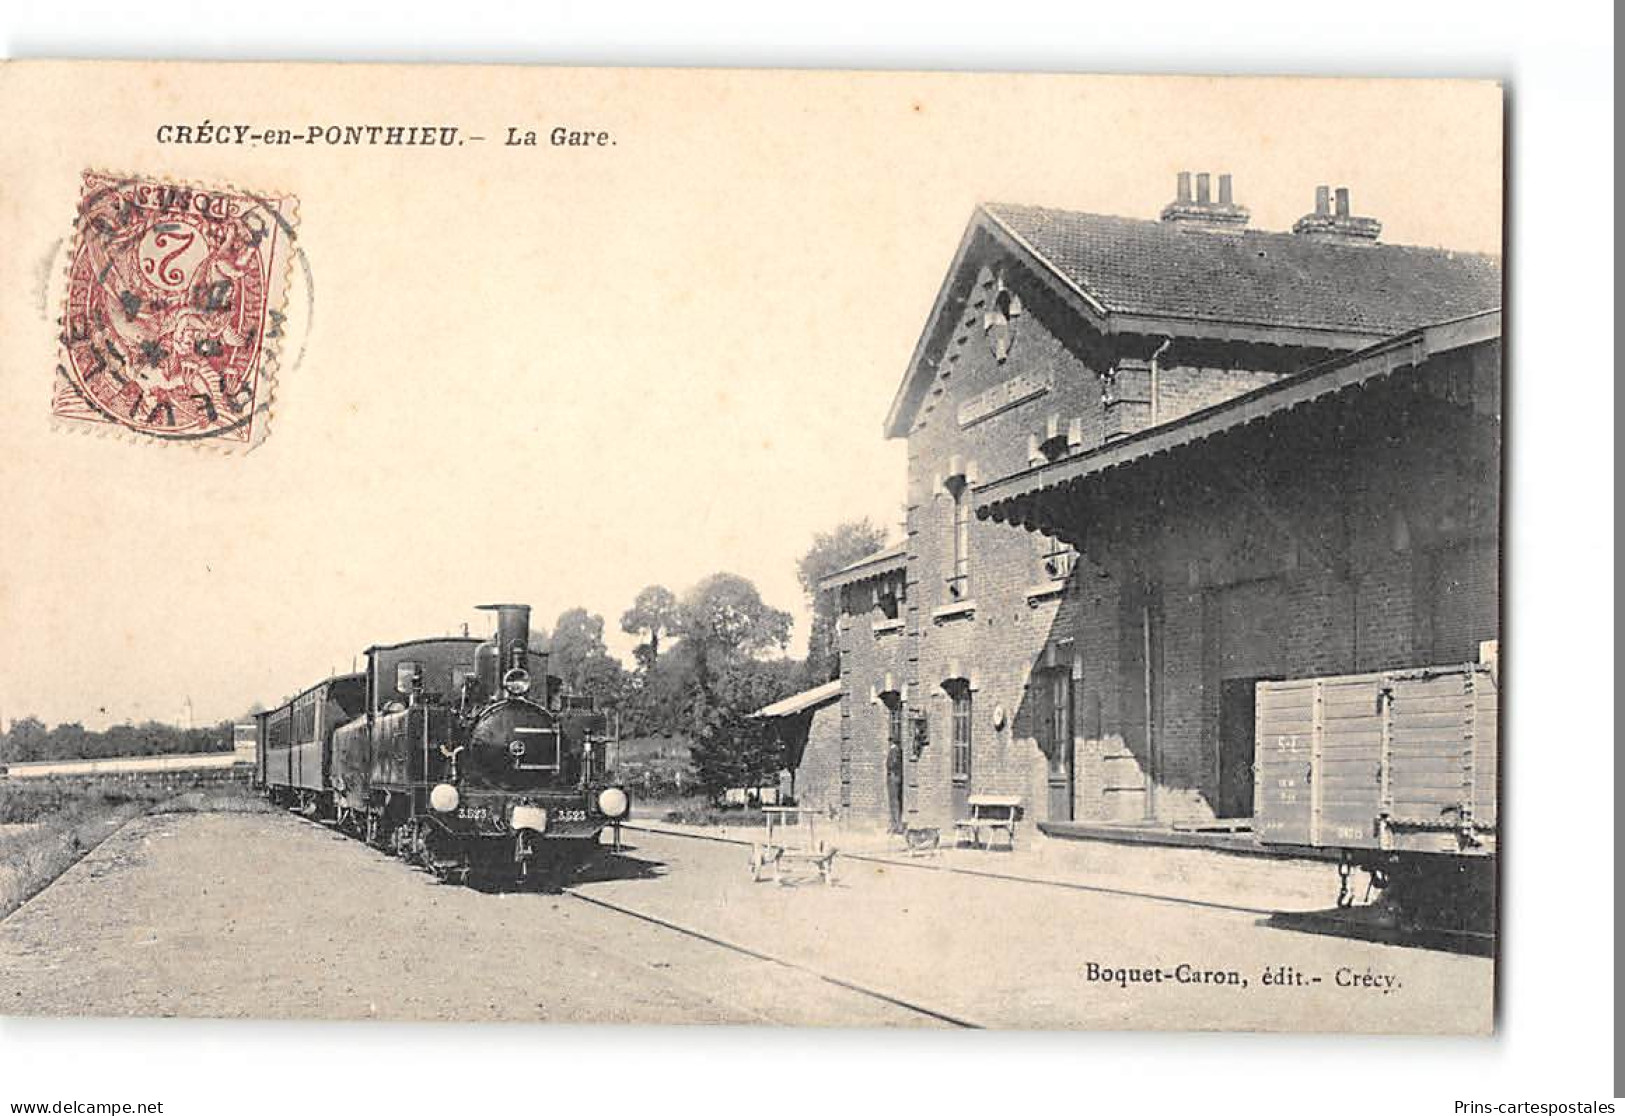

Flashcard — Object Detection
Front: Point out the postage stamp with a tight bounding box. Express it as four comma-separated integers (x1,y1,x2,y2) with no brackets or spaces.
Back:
53,171,298,450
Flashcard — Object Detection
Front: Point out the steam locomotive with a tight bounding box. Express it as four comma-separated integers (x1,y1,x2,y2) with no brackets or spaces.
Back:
256,603,630,888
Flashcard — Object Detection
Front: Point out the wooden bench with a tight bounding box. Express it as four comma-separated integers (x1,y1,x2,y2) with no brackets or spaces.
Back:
954,794,1022,850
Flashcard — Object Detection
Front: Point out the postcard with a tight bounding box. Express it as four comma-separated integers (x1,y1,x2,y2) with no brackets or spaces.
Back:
0,62,1502,1033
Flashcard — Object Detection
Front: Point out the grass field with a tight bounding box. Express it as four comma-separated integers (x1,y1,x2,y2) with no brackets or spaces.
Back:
0,771,267,918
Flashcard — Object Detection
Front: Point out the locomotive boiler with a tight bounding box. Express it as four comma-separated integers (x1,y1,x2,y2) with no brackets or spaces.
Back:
258,603,630,888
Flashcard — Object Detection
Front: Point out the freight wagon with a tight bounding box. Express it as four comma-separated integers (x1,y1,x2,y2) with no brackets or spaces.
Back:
1254,656,1497,931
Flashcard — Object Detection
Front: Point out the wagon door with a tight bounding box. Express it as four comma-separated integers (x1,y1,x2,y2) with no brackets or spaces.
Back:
1313,673,1385,850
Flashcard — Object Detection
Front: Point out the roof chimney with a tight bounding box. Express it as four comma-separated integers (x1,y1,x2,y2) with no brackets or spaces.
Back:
1160,170,1250,233
1294,184,1381,245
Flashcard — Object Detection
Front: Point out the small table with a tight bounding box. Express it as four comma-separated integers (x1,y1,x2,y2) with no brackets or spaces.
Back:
750,806,838,885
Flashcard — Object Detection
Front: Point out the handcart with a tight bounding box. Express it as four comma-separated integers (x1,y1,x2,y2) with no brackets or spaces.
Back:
749,806,837,885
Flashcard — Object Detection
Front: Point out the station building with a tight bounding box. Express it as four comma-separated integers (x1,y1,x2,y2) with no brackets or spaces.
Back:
804,173,1502,837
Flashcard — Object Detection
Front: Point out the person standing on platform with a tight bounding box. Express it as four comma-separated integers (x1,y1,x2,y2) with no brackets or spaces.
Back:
886,737,905,833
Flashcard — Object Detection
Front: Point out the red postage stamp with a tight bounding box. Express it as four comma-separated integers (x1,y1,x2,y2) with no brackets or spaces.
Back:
53,171,298,450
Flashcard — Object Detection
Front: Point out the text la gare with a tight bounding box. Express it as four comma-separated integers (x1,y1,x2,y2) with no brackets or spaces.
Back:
507,126,614,147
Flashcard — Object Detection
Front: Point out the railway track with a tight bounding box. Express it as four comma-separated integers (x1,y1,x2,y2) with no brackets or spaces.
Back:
564,887,983,1028
285,811,980,1025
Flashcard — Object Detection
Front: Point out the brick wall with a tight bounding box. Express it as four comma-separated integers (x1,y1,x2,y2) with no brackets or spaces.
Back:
890,255,1306,830
831,573,908,827
1065,349,1499,826
794,703,844,813
902,260,1106,828
1155,365,1281,424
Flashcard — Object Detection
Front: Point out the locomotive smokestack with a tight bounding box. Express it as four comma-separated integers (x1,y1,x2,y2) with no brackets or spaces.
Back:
477,603,532,676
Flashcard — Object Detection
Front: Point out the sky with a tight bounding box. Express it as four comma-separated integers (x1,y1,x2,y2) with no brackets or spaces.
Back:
0,67,1503,730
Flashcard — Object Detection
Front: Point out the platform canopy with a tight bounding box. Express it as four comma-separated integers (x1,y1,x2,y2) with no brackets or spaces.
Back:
974,310,1500,544
818,542,906,593
751,680,842,720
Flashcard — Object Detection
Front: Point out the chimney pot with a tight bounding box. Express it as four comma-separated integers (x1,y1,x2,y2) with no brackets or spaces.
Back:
1161,167,1249,231
1293,183,1381,243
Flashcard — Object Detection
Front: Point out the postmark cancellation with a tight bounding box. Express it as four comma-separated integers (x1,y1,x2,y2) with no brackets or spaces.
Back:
53,171,298,450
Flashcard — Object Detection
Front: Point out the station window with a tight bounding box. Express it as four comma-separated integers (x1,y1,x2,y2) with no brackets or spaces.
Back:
1044,669,1074,781
886,697,904,750
875,575,904,619
947,486,972,599
1033,533,1078,581
949,685,972,782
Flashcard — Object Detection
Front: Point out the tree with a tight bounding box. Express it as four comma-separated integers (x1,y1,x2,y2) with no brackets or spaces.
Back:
663,574,798,798
675,572,792,677
0,716,47,763
548,607,627,706
618,638,699,739
620,584,677,671
796,519,888,683
686,657,804,799
0,716,233,764
614,573,797,765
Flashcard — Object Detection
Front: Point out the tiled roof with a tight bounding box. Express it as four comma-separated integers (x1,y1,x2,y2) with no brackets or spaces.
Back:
983,203,1502,337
